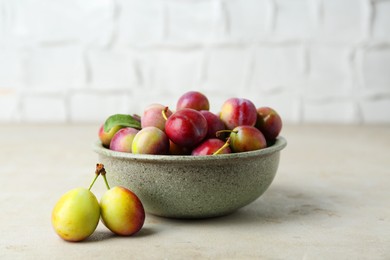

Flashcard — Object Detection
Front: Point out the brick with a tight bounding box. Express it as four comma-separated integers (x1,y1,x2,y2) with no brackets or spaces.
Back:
373,1,390,39
360,47,390,90
318,0,364,42
250,45,305,92
360,97,390,123
166,1,222,42
21,94,67,122
0,0,15,46
203,47,250,93
0,48,24,88
88,49,139,89
274,0,311,39
116,0,164,45
69,91,131,122
0,88,20,122
11,0,114,46
24,46,85,89
0,2,5,44
224,0,271,40
139,49,203,94
302,99,357,123
307,46,350,98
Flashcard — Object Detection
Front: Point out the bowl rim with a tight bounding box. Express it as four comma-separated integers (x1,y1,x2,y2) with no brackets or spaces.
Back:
93,136,287,162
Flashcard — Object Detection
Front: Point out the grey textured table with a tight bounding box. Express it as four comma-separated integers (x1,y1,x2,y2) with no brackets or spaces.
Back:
0,124,389,259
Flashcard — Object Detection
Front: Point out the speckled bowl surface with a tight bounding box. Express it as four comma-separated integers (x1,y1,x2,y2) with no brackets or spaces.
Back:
93,137,287,219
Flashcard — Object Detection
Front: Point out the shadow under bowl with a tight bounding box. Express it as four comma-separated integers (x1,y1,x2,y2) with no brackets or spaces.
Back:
93,137,287,219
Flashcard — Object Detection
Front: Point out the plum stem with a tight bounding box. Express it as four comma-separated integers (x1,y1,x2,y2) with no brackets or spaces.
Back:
95,163,105,175
102,174,111,190
161,107,169,121
89,164,105,190
215,129,237,139
89,163,108,190
95,164,110,190
213,137,231,155
88,174,99,191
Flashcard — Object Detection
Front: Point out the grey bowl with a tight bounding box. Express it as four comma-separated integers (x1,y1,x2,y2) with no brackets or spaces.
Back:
93,137,287,219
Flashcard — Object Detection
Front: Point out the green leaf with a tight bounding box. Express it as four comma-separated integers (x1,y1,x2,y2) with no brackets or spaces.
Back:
103,114,141,132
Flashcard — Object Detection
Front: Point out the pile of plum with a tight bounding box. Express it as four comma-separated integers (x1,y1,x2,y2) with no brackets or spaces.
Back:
98,91,282,156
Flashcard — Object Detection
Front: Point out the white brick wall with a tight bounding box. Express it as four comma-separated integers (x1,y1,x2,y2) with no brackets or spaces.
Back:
274,0,311,39
203,46,250,92
140,49,203,94
0,88,19,121
0,48,24,88
250,44,305,91
116,0,164,45
87,49,139,89
21,94,67,122
24,46,85,90
306,45,351,97
11,0,114,46
225,0,272,40
69,90,131,122
0,0,390,124
360,47,390,90
317,0,365,43
166,1,223,42
372,1,390,40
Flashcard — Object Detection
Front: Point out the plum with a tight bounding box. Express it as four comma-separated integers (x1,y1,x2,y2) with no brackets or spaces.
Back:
98,124,124,148
109,127,139,153
169,140,192,155
229,125,267,152
132,127,169,155
255,107,282,140
141,104,172,131
165,108,208,148
200,110,226,139
192,138,231,156
100,186,145,236
176,91,210,111
220,98,257,130
51,187,100,242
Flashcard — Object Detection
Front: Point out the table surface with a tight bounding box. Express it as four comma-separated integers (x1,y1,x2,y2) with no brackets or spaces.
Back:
0,124,389,259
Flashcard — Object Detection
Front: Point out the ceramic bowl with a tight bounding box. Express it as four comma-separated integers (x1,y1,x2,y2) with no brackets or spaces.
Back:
93,137,287,219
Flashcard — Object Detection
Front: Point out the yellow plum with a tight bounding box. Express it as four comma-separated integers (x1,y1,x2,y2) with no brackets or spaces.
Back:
51,187,100,242
100,186,145,236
